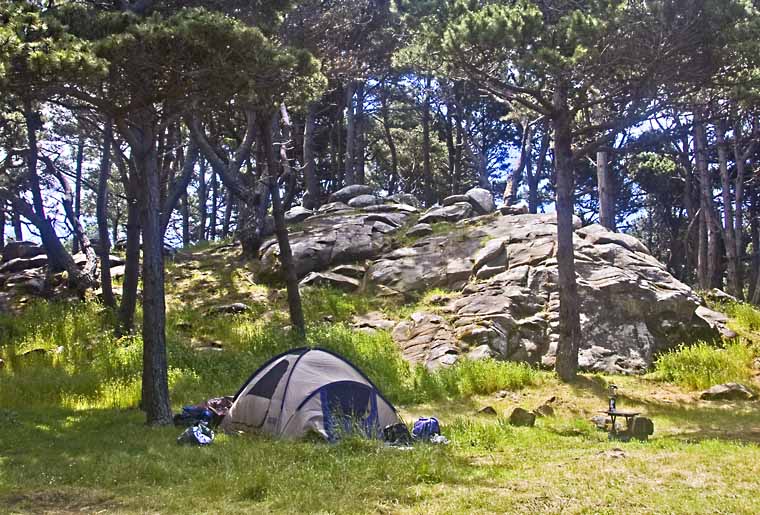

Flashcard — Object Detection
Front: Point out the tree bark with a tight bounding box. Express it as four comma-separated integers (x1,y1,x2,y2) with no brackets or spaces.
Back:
0,206,4,251
116,118,172,425
504,120,533,206
344,81,357,186
22,102,92,294
716,121,739,297
12,209,23,240
265,116,305,336
355,82,366,185
97,120,116,307
197,157,207,241
73,136,84,254
380,89,399,195
422,75,435,206
528,131,550,214
222,187,233,239
303,103,320,209
694,111,721,290
113,148,141,334
552,83,582,383
596,145,615,231
210,171,218,240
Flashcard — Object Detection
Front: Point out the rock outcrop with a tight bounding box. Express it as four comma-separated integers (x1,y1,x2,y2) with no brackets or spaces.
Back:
367,214,717,373
260,203,416,278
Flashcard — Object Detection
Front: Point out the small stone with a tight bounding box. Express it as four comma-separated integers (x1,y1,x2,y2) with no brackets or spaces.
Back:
590,415,609,431
477,406,497,416
700,383,756,401
508,407,536,427
533,404,555,418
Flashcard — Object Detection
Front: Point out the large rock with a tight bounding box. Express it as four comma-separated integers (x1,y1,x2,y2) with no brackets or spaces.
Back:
418,202,473,224
0,255,48,274
2,241,45,262
367,212,717,374
328,184,374,203
391,312,460,369
700,383,756,401
300,271,360,292
348,194,381,208
260,206,414,279
284,206,313,224
465,187,495,214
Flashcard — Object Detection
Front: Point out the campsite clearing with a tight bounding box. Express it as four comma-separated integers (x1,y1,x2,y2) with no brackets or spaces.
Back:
2,373,759,515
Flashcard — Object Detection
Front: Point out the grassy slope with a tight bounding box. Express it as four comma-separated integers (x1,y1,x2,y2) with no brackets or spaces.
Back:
1,242,760,514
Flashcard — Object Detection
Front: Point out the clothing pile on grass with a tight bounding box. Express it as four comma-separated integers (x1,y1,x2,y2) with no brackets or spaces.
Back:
174,347,449,447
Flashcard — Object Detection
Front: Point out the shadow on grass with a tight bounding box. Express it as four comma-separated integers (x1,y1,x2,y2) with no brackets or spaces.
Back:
568,375,760,445
0,406,477,514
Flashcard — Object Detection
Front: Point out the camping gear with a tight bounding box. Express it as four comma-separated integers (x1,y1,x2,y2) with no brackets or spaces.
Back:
174,406,214,427
412,417,440,441
383,422,413,446
174,396,234,428
221,347,403,441
608,384,618,412
177,422,215,446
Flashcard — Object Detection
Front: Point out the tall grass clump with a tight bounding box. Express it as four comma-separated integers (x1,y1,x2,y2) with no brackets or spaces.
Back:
654,341,754,390
723,301,760,333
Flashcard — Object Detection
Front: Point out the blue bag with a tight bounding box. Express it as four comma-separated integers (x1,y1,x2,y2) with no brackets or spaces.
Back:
412,417,440,441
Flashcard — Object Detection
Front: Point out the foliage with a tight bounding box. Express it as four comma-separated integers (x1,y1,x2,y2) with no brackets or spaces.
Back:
653,341,756,390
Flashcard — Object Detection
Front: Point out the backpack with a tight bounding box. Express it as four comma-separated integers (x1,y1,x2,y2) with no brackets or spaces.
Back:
177,422,215,446
383,423,412,446
412,417,440,441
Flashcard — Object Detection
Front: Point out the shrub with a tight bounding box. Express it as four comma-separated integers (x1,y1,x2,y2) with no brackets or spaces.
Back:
653,341,754,390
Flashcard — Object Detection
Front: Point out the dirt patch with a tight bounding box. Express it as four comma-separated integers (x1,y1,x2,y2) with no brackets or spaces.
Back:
4,488,119,514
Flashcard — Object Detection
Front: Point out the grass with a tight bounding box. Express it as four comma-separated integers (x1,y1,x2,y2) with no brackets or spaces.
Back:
2,243,760,513
653,340,757,390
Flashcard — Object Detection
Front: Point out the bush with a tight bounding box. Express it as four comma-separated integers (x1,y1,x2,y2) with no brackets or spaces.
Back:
653,341,755,390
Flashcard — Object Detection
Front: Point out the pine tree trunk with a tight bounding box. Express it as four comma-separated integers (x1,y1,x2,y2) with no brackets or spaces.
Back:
222,188,233,239
380,91,399,195
210,171,218,240
355,82,366,185
504,121,533,206
422,75,434,206
344,82,357,186
97,120,116,307
716,121,739,296
0,207,4,251
596,147,615,231
181,193,190,247
528,132,550,214
22,101,91,293
264,117,305,336
118,197,140,335
197,157,207,241
133,137,172,426
552,84,582,383
12,210,22,240
303,103,320,209
73,137,84,254
694,112,721,290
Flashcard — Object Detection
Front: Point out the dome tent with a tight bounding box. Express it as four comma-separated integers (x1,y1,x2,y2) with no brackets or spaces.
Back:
220,347,402,441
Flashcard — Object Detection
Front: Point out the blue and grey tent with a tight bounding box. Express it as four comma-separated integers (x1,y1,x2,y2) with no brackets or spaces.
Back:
220,348,402,441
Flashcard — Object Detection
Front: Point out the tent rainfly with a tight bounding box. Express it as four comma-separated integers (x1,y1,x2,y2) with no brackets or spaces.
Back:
220,347,402,441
